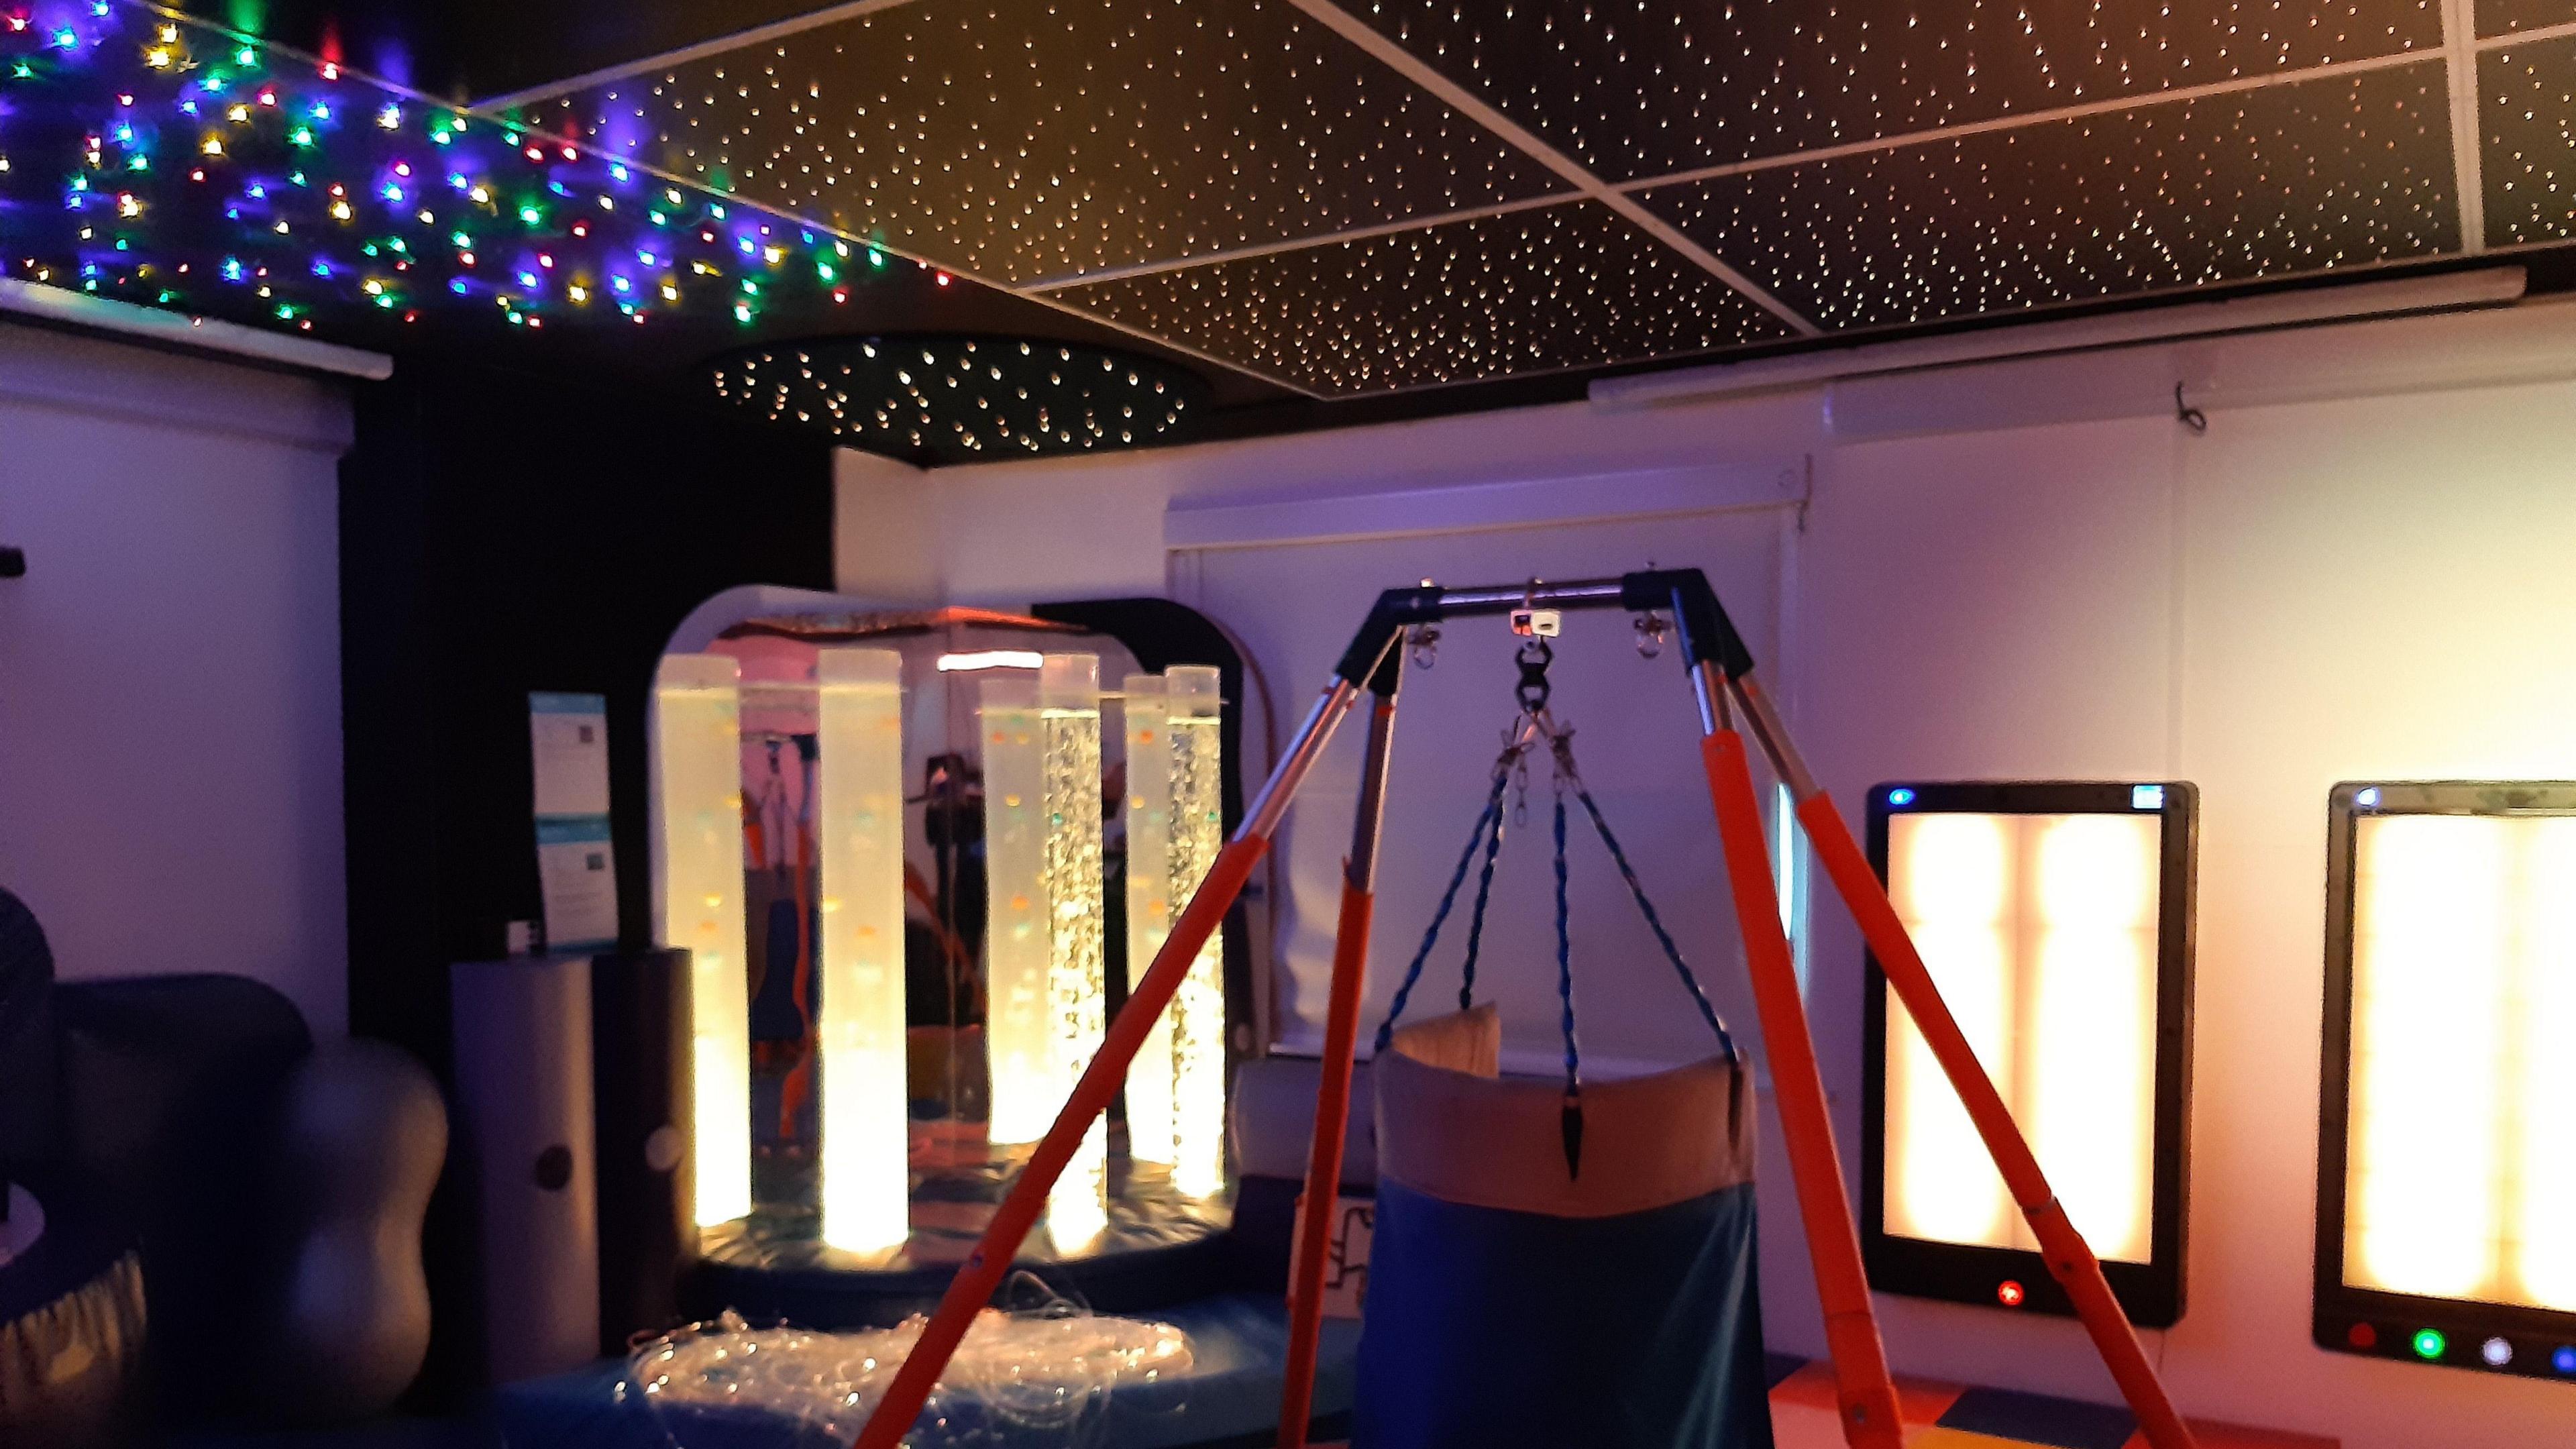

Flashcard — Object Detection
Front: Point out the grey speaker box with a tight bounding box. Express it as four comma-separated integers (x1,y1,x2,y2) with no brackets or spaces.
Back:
590,947,695,1354
449,955,598,1383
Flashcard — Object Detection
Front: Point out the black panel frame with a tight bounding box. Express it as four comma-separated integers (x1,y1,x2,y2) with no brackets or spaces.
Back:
1860,780,2198,1328
2314,780,2576,1382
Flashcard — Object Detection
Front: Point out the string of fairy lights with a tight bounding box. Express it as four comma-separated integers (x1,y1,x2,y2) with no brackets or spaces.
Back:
0,0,945,337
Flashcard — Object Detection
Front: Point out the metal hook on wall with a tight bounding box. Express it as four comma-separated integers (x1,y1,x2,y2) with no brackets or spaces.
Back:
2174,382,2208,435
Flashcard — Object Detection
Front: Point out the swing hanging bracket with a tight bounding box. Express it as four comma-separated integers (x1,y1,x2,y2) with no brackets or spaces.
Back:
1335,570,1757,690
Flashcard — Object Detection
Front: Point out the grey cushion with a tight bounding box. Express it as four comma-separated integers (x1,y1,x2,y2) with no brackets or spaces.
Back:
1228,1055,1376,1187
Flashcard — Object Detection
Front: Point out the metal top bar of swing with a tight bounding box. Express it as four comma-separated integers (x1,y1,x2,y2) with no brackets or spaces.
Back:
1328,569,1756,695
1425,578,1628,611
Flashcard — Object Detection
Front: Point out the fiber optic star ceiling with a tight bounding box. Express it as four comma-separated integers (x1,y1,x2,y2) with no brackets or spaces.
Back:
709,333,1208,460
14,0,2576,450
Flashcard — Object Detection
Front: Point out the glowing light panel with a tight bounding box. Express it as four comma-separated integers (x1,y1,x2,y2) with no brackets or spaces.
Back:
654,654,752,1227
937,650,1044,673
815,649,908,1254
2345,813,2576,1312
1884,810,2160,1263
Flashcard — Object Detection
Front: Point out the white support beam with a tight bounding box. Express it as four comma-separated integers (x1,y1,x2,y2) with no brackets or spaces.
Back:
1022,193,1577,293
2444,0,2490,254
1280,0,1823,338
1623,48,2443,193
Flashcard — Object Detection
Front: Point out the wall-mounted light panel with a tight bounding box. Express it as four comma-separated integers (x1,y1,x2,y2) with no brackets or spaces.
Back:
1863,781,2197,1326
2316,782,2576,1382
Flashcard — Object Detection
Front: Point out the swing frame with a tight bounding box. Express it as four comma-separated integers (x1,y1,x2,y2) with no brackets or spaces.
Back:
845,568,2201,1449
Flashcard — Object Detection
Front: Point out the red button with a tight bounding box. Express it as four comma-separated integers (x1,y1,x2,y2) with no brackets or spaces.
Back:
1997,1280,2027,1308
2349,1322,2378,1349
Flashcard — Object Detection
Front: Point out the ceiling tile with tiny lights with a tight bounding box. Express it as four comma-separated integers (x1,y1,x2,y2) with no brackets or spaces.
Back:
1053,199,1790,396
1349,0,2445,185
525,0,1567,289
709,334,1208,464
2479,34,2576,245
1635,63,2460,332
2475,0,2576,39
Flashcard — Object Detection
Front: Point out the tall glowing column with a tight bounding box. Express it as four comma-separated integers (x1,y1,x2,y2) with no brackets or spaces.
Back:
980,677,1053,1146
816,649,909,1255
654,654,752,1227
1040,653,1109,1247
1122,674,1177,1167
1165,665,1228,1199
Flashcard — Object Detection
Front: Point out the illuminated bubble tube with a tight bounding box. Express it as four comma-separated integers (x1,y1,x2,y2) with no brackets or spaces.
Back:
655,653,753,1228
1163,666,1228,1200
1122,673,1177,1167
815,649,909,1255
1040,653,1109,1248
980,676,1053,1148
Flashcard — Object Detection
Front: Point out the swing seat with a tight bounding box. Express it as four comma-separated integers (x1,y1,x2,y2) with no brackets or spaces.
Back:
1352,1008,1776,1449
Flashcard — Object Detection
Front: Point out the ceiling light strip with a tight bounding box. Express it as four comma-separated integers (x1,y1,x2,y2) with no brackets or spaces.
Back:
1020,192,1580,294
421,107,1327,400
1619,48,2447,195
111,1,1308,396
471,0,926,112
1279,0,1821,338
2443,0,2489,254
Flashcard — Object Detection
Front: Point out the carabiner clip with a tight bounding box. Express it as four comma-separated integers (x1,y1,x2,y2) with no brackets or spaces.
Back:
1515,637,1554,715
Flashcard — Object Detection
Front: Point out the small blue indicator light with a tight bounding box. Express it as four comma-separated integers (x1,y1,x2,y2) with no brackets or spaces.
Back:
1887,788,1916,807
2357,787,2381,808
2554,1346,2576,1375
2132,784,2165,811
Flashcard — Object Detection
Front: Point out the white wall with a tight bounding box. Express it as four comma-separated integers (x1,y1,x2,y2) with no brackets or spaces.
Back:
0,324,353,1032
835,298,2576,1448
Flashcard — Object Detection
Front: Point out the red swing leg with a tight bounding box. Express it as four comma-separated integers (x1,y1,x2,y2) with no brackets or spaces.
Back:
1695,675,1905,1449
847,681,1366,1449
1729,675,2200,1449
1278,682,1401,1449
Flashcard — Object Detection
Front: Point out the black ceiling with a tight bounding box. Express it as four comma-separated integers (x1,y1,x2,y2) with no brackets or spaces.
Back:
1344,0,2449,181
523,0,1566,288
1637,61,2463,330
44,0,2576,449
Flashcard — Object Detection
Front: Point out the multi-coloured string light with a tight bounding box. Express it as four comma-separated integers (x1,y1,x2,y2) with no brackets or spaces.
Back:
0,0,932,341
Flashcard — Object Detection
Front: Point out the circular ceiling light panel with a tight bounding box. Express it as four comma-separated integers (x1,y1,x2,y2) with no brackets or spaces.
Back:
709,334,1210,465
